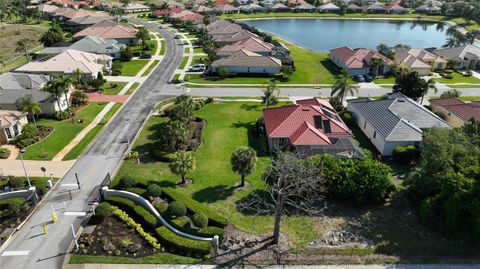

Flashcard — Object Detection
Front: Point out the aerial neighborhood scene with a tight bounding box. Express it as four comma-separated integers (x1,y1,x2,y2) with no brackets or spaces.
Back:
1,0,480,267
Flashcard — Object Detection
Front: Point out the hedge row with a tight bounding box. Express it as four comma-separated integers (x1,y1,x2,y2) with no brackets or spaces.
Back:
170,216,224,241
161,188,228,227
106,197,159,228
155,226,211,258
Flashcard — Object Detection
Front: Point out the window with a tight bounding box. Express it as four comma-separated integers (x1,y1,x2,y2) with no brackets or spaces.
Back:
373,131,376,139
13,124,19,136
5,128,12,139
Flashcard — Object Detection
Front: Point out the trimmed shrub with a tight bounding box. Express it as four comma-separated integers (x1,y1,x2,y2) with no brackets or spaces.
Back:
106,197,158,228
8,177,25,189
147,184,162,198
168,201,186,218
95,202,113,219
171,216,190,229
126,187,147,197
197,226,224,240
341,111,353,126
152,150,176,162
162,188,228,227
133,205,159,228
0,147,11,159
193,100,205,110
152,200,168,214
119,176,136,189
192,213,208,228
155,227,211,257
393,145,418,165
111,206,160,249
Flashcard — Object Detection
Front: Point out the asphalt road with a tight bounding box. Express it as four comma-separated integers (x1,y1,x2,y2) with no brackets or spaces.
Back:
0,19,183,269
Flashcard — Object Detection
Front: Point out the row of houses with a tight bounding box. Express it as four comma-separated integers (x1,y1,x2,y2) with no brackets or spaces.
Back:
329,44,480,76
260,91,480,158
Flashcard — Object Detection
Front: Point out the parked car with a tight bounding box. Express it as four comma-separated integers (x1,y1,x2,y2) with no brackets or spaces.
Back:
132,52,141,57
188,65,205,72
352,75,365,82
363,74,374,82
139,54,151,59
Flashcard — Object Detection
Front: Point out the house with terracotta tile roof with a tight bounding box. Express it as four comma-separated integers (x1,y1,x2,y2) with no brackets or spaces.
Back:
65,13,114,31
287,0,307,6
14,49,112,80
347,92,451,155
213,4,239,14
262,98,364,158
430,98,480,127
210,49,282,75
330,47,394,76
386,3,407,14
0,110,28,144
218,37,275,57
270,3,290,11
192,5,213,13
37,4,59,17
319,3,341,13
365,1,386,13
395,48,447,76
73,19,139,45
151,7,185,17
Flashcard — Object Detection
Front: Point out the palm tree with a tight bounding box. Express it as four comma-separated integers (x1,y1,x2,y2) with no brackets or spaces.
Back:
42,74,73,115
72,69,83,86
169,151,196,185
331,71,356,103
231,147,256,188
15,39,30,62
420,78,437,104
16,94,42,128
465,30,480,44
369,57,385,76
262,81,280,108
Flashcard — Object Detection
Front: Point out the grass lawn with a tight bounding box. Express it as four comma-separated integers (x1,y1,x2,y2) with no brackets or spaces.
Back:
21,103,107,160
449,18,480,31
125,82,140,95
129,40,157,55
184,47,191,54
459,96,480,101
0,57,28,73
222,12,446,20
433,72,480,84
374,77,396,84
160,40,166,55
141,60,160,77
187,38,338,85
193,47,204,54
121,60,149,76
62,103,122,161
191,56,205,66
100,82,128,95
179,56,189,70
0,24,47,62
69,253,198,264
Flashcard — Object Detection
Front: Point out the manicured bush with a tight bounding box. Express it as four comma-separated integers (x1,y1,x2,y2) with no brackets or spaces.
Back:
147,184,162,198
162,188,228,227
197,226,224,240
119,176,136,188
7,199,23,214
193,100,205,110
0,147,11,159
133,205,159,228
341,111,353,126
205,97,214,104
95,202,113,219
152,150,176,162
393,145,418,165
168,201,186,218
111,206,161,249
192,213,208,228
106,196,136,209
170,216,190,229
106,197,158,228
8,177,25,189
13,123,37,148
152,200,168,214
126,187,147,197
155,227,211,257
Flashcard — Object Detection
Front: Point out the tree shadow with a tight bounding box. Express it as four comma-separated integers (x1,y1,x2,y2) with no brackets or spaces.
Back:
235,189,274,216
321,59,342,77
240,104,261,111
192,185,235,203
231,121,268,157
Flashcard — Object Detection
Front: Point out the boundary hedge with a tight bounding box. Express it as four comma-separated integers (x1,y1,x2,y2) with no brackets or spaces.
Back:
155,226,211,258
106,197,159,228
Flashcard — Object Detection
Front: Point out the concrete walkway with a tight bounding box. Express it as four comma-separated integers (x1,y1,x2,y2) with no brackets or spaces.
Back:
51,102,115,161
0,159,75,177
86,92,129,103
104,76,146,83
178,32,194,80
64,264,480,269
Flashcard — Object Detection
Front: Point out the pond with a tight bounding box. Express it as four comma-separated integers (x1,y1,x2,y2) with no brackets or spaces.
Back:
242,19,448,52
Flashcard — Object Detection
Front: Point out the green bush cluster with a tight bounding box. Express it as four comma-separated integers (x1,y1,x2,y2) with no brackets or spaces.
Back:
8,177,25,189
0,197,25,218
313,155,395,204
152,200,168,214
168,201,186,218
392,145,418,165
106,197,158,228
110,205,161,249
192,213,208,228
0,147,11,159
152,150,176,162
119,176,137,189
170,216,224,241
13,124,37,148
95,202,113,219
162,188,228,227
155,227,210,257
147,184,162,197
193,100,205,110
126,187,147,197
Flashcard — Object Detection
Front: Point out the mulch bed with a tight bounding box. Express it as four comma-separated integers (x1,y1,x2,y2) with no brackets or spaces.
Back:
0,203,33,246
36,126,53,140
76,216,160,258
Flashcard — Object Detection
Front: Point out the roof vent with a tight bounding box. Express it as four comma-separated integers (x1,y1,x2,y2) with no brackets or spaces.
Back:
314,115,323,129
302,107,310,111
398,99,405,102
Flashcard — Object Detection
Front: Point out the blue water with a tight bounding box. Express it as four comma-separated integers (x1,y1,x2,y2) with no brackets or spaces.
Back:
242,19,448,51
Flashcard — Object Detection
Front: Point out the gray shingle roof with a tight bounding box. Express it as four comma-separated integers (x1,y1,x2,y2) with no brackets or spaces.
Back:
347,93,451,141
38,36,124,55
0,73,51,104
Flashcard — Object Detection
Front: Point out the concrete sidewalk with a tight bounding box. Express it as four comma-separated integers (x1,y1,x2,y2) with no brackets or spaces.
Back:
0,159,75,177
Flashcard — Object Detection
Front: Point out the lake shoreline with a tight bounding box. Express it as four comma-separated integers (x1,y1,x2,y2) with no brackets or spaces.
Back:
235,16,442,22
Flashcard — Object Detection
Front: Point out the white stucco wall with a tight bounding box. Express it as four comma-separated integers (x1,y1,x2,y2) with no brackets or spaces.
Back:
222,65,281,75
